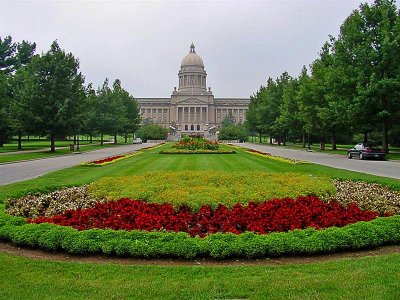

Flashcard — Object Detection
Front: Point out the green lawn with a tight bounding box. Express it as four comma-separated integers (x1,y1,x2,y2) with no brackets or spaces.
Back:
0,143,130,164
0,139,92,153
0,135,130,154
1,143,399,203
1,143,399,299
1,251,399,300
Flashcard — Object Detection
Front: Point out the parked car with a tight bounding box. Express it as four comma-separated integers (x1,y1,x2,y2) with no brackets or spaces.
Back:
132,138,142,144
347,143,386,160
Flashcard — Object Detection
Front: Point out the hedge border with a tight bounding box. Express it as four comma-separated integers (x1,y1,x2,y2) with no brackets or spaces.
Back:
1,205,399,259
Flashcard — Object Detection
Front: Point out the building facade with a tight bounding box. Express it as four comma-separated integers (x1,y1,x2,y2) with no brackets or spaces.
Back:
136,44,250,138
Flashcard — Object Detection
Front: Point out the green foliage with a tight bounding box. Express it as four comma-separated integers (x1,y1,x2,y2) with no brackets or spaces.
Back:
0,202,399,259
0,35,36,147
136,124,168,142
85,79,140,144
12,41,85,152
219,124,248,142
247,1,400,149
88,171,335,210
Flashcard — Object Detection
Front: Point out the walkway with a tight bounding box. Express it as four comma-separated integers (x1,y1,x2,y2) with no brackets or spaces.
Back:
0,143,150,185
240,143,400,180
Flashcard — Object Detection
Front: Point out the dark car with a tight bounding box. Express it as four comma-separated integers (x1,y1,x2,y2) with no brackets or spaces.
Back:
347,143,386,160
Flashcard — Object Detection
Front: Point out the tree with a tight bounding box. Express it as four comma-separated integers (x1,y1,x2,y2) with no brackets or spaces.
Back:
112,79,141,143
219,124,248,142
0,35,36,147
221,114,235,127
88,78,128,145
15,41,85,152
336,0,400,152
137,124,168,142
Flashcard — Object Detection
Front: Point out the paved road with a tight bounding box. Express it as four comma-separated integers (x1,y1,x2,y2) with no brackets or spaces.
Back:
241,143,400,180
0,143,152,186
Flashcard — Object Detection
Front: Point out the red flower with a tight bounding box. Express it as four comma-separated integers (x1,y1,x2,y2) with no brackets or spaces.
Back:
28,196,380,237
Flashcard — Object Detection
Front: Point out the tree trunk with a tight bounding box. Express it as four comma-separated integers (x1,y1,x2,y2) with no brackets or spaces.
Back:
124,132,128,143
73,134,77,145
307,133,311,149
0,130,4,147
18,129,22,150
114,131,117,145
269,136,272,145
283,134,286,146
90,132,93,144
383,121,389,153
277,135,281,146
331,130,337,150
27,135,30,141
302,132,306,148
50,133,56,152
363,132,368,144
100,133,104,146
259,133,262,143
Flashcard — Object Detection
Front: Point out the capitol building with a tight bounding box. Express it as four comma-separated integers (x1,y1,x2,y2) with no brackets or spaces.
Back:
136,44,250,138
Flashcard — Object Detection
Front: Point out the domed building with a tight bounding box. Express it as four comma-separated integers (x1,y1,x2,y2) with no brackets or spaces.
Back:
136,44,249,139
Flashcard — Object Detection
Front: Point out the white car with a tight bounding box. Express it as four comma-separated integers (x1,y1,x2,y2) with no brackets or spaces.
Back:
132,138,142,144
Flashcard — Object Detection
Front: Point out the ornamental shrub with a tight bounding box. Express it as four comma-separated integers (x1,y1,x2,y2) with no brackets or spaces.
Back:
1,204,399,258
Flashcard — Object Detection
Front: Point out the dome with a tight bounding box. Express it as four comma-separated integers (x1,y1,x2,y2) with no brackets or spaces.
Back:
181,43,204,67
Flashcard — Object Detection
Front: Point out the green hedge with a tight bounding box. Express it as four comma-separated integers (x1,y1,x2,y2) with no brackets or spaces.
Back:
1,205,399,259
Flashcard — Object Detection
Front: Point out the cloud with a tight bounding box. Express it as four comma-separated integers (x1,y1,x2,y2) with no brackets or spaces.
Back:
0,0,377,98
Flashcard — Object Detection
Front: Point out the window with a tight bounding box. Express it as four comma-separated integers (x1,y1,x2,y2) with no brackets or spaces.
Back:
191,125,194,131
197,125,200,131
185,125,188,131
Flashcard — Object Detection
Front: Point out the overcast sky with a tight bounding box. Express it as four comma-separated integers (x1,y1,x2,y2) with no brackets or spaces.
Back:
0,0,379,98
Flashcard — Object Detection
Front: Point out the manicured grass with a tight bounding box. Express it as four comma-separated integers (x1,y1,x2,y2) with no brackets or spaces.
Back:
1,143,399,203
1,143,400,298
0,140,92,153
0,143,130,164
0,251,399,299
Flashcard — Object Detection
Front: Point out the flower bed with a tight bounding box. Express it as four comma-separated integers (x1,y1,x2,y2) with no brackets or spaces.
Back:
28,196,379,237
246,149,310,164
328,179,400,215
5,186,108,218
88,171,335,210
159,149,236,154
81,152,141,166
139,142,166,151
174,135,219,151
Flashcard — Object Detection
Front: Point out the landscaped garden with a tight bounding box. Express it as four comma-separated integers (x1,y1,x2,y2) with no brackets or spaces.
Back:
1,143,399,298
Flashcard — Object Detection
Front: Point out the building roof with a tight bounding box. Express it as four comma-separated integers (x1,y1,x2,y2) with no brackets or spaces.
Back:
181,43,204,67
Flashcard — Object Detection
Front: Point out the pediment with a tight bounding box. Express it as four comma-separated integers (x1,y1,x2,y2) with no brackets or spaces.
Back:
177,97,208,105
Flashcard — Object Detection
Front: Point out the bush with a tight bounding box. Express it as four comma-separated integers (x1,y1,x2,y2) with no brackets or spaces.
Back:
136,125,168,142
0,204,399,259
219,124,248,142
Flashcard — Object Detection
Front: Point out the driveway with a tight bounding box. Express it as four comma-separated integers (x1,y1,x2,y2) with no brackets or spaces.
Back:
0,143,152,185
241,143,400,180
